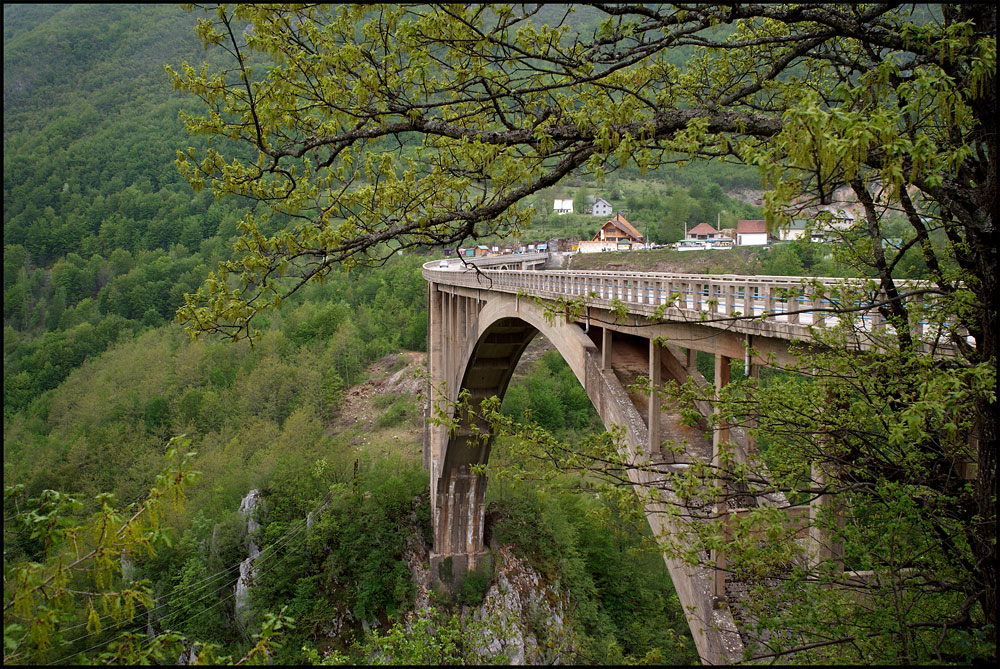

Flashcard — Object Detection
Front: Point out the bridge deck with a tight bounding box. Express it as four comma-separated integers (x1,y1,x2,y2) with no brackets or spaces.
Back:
425,260,963,355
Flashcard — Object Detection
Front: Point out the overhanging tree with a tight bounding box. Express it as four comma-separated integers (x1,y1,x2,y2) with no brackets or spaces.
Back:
170,4,995,662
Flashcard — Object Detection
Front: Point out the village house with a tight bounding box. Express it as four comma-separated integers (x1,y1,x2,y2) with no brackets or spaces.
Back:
777,218,808,241
736,219,769,246
591,197,613,217
685,222,726,241
553,198,574,215
578,212,644,253
593,212,643,245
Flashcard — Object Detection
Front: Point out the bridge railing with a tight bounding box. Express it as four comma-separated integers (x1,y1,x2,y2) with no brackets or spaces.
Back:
424,263,963,349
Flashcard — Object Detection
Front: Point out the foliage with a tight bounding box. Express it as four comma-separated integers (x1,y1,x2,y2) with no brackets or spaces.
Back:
3,439,199,664
485,477,696,665
501,350,602,437
247,458,429,665
350,605,490,665
456,562,492,608
167,4,832,340
2,4,252,413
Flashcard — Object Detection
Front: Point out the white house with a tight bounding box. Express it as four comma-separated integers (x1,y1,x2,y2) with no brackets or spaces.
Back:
591,198,613,217
553,199,574,215
736,219,769,246
778,219,808,241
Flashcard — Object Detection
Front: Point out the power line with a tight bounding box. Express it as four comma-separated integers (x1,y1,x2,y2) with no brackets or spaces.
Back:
12,489,332,665
48,510,317,665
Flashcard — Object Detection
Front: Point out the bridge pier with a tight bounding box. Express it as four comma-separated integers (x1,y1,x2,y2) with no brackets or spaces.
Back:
430,461,491,586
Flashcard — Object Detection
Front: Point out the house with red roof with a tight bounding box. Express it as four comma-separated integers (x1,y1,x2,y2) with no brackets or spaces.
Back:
685,222,725,241
736,219,769,246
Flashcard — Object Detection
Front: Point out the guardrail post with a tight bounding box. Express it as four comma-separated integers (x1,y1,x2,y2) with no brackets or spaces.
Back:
788,288,801,324
811,288,827,327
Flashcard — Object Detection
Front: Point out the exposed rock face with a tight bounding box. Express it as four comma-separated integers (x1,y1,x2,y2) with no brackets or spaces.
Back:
464,545,576,665
235,489,262,624
401,533,576,665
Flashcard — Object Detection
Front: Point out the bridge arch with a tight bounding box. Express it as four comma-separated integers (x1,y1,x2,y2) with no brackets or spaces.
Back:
427,287,738,663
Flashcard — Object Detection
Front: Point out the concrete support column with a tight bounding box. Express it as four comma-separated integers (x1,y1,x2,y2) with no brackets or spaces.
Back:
450,292,459,392
458,294,467,349
908,294,923,341
788,290,801,324
809,461,845,573
649,338,662,457
443,292,453,396
725,283,736,315
427,283,443,473
712,354,732,600
812,289,827,327
430,462,490,588
713,354,732,449
602,327,613,371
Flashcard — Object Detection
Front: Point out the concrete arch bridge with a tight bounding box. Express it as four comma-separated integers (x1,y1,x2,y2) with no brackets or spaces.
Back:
422,255,949,664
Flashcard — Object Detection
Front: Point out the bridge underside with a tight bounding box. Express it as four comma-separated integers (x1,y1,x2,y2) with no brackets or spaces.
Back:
431,316,538,573
426,283,767,663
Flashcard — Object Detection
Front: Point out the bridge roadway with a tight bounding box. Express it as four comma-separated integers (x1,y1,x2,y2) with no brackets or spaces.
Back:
422,255,941,664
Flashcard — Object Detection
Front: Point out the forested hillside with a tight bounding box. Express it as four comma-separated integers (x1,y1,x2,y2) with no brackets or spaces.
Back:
3,4,244,415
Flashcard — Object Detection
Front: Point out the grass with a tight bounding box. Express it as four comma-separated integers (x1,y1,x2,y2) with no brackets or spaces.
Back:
567,247,766,273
